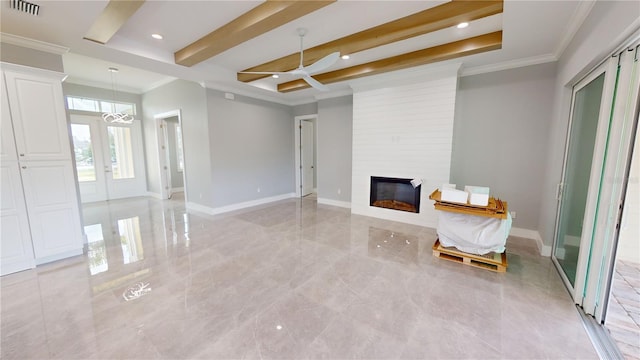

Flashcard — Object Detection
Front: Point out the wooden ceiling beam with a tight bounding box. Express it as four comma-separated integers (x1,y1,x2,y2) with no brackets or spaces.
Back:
175,0,336,67
238,0,503,83
277,31,502,93
84,0,146,44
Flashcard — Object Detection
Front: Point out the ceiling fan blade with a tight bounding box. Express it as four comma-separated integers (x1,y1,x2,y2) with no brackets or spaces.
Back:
303,75,329,91
303,52,340,74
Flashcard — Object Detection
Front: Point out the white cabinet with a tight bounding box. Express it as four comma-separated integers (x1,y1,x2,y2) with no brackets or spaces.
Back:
3,69,71,161
20,161,83,262
0,63,84,275
1,163,35,275
1,76,17,162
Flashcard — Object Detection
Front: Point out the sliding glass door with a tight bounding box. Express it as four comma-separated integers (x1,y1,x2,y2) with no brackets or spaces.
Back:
553,63,610,290
554,40,640,311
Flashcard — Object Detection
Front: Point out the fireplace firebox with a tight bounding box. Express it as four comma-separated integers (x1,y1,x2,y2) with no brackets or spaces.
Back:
370,176,421,213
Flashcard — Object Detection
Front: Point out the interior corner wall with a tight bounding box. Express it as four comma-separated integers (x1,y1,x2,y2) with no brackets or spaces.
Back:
451,62,557,230
317,96,353,204
141,79,210,205
0,42,64,72
207,89,294,208
538,0,640,248
351,75,457,228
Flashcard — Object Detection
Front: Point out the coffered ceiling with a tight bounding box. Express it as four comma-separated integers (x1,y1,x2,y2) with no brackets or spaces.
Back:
0,0,594,105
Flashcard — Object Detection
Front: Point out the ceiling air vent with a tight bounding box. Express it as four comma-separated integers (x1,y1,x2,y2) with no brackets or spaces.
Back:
9,0,40,16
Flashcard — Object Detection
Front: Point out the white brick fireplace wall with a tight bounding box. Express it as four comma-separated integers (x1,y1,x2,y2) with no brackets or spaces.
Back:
351,64,460,228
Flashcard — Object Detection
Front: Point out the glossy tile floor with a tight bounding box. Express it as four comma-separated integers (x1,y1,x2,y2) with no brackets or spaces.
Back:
1,194,598,359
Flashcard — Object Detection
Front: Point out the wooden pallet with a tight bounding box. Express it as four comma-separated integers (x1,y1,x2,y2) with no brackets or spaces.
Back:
432,239,507,273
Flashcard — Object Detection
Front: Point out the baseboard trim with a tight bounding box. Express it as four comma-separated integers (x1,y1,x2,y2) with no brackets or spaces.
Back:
510,227,551,256
317,198,351,209
147,191,164,200
171,187,184,192
186,193,296,215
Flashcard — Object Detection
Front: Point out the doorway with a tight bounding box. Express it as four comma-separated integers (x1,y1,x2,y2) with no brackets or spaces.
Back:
294,115,317,198
70,114,147,202
154,110,187,201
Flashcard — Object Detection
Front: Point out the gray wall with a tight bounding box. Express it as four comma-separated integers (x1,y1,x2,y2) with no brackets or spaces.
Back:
451,62,557,230
164,116,184,188
317,95,353,202
207,90,294,207
292,102,318,117
538,0,640,247
1,42,63,72
142,80,210,205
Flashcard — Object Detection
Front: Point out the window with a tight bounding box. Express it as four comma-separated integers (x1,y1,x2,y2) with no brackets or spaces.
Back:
66,96,136,115
175,123,184,172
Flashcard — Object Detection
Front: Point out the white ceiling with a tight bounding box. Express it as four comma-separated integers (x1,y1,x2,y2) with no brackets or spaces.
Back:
0,0,594,105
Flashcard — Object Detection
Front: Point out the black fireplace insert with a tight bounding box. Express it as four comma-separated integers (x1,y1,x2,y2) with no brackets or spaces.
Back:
370,176,421,213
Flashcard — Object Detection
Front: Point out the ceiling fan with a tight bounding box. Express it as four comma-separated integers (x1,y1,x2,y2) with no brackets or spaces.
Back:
240,28,339,91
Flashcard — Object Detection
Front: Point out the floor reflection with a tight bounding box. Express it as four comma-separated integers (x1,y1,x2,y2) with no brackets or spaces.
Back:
367,227,419,265
118,216,143,264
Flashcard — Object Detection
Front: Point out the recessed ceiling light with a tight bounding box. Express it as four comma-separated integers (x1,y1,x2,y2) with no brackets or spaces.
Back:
151,33,163,40
457,22,469,29
272,74,279,79
341,54,350,60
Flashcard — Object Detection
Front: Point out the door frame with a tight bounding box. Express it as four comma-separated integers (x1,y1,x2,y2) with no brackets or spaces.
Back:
294,114,317,197
154,110,187,201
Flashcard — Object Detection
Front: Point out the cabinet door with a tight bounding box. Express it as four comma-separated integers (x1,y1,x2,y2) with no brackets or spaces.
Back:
1,75,18,162
20,161,84,262
1,162,35,275
3,70,71,161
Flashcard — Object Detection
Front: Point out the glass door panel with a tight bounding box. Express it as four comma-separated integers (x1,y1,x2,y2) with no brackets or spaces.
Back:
554,72,606,287
71,124,96,182
70,115,108,203
107,126,135,179
102,121,146,199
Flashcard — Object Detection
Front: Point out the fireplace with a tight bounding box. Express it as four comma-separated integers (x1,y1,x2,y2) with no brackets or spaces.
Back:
370,176,421,213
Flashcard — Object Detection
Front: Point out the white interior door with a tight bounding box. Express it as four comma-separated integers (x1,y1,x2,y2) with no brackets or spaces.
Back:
71,114,147,202
301,120,314,196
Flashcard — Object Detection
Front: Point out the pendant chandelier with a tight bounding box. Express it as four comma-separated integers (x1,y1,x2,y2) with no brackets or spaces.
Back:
102,67,134,125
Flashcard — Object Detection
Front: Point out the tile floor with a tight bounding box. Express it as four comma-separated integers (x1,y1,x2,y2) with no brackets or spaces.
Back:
1,195,599,359
608,260,640,360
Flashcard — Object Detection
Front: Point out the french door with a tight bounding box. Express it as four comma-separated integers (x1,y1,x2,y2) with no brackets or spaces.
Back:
70,114,146,202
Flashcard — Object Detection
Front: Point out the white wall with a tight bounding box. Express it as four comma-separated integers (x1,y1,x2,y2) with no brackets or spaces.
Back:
617,132,639,263
538,1,640,250
207,89,294,208
452,62,556,230
351,67,458,228
317,96,353,205
142,79,210,205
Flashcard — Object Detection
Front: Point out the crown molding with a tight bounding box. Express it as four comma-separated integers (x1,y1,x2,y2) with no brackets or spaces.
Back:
553,0,596,59
201,81,293,106
0,32,69,55
460,54,557,77
349,62,462,93
314,88,353,101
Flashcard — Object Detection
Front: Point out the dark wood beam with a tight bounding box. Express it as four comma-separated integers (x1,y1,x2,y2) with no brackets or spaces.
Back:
277,31,503,92
238,0,503,83
175,0,336,67
84,0,146,44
